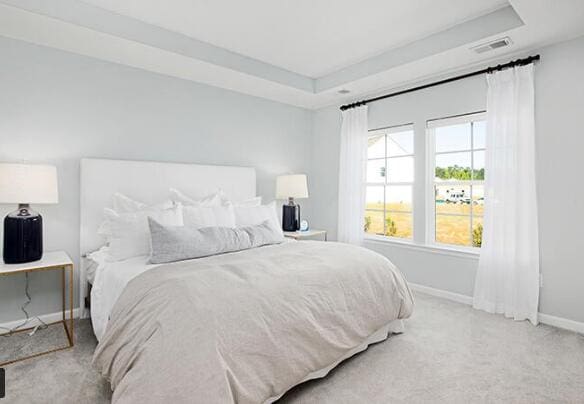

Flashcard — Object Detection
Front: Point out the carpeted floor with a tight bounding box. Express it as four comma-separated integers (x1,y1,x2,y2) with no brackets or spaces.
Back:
2,292,584,403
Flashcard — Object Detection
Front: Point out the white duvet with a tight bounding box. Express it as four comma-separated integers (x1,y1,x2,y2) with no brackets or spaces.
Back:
93,241,414,403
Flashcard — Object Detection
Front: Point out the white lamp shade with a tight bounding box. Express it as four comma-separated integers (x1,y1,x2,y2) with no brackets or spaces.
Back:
276,174,309,199
0,163,59,204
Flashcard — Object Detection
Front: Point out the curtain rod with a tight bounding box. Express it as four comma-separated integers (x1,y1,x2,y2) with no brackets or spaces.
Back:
339,54,540,111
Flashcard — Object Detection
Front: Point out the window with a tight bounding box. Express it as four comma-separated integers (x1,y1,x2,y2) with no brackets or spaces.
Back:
427,113,485,248
364,124,414,239
362,112,486,252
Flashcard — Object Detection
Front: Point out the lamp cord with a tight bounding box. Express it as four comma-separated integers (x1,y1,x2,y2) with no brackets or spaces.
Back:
0,273,48,337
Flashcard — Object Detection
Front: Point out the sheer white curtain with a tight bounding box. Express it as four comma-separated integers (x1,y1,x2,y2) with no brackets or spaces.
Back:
337,105,368,245
473,64,540,324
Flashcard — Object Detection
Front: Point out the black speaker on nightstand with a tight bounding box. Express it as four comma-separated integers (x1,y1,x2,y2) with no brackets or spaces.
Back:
0,163,58,264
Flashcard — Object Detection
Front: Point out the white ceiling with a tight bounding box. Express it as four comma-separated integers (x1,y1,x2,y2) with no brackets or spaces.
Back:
1,0,584,109
79,0,508,78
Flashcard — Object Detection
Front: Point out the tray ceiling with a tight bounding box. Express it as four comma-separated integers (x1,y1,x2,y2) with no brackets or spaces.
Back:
0,0,583,109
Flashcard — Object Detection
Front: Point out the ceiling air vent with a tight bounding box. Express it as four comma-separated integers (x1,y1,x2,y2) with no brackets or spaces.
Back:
471,37,512,54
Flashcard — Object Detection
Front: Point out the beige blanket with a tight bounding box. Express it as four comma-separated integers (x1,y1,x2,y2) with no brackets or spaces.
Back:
93,241,414,403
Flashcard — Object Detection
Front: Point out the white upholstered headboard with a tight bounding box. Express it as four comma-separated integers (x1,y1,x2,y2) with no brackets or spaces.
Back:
79,158,256,311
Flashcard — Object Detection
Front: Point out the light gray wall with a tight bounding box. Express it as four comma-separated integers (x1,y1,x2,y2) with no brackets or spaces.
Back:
310,35,584,323
0,36,313,323
534,35,584,323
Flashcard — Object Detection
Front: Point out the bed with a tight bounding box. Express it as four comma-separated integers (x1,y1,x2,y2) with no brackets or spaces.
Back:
80,158,414,403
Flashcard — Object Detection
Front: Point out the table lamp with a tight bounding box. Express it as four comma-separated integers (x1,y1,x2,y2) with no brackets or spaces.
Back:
276,174,308,231
0,163,59,263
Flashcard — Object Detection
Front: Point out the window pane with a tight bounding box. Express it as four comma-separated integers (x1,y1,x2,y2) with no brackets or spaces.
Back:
473,120,486,149
365,186,384,210
387,130,413,157
436,214,471,246
472,216,483,247
435,152,472,181
367,135,385,159
364,210,384,236
386,185,412,212
385,212,412,239
435,123,471,152
431,115,485,248
473,151,485,180
435,185,471,215
472,185,484,216
387,156,414,182
366,159,386,183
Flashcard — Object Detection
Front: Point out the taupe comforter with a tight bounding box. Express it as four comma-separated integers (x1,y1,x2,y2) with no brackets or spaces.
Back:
93,241,414,403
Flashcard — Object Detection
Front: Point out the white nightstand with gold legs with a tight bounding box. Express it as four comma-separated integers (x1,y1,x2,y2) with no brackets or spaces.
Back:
0,251,74,366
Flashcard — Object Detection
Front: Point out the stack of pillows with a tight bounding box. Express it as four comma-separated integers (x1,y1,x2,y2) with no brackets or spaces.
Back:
95,189,285,264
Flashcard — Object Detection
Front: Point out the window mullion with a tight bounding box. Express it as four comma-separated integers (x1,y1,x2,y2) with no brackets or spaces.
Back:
470,122,474,245
383,134,387,236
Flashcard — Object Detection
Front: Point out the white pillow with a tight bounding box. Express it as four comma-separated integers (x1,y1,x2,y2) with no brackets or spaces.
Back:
182,205,236,229
100,204,183,261
170,188,262,207
234,201,282,235
169,188,224,207
111,192,173,213
98,193,174,238
232,196,262,207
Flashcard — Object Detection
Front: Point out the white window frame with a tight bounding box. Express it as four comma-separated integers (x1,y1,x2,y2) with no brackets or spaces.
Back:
425,111,486,251
365,123,415,241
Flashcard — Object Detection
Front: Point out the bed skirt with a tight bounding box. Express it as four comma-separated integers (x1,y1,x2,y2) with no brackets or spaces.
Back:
265,319,405,403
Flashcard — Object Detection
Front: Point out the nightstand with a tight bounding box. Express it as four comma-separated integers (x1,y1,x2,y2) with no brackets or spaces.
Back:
0,251,74,366
284,229,327,241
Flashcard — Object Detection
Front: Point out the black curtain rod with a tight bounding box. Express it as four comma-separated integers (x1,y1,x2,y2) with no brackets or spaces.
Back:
340,54,540,111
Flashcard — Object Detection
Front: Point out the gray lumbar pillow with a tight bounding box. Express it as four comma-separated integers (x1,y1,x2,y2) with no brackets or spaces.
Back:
148,218,285,264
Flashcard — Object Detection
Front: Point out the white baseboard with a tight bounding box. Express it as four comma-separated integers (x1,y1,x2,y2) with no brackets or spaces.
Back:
409,282,584,335
409,282,473,305
0,308,81,334
538,313,584,335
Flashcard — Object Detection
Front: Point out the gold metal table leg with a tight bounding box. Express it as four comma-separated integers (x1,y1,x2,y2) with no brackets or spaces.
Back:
0,264,75,366
69,265,74,346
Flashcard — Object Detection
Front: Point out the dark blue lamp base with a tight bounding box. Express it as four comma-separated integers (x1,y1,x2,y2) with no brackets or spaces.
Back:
282,200,300,232
3,204,43,264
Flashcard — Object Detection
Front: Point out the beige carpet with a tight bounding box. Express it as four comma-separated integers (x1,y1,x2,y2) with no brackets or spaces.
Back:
2,292,583,403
